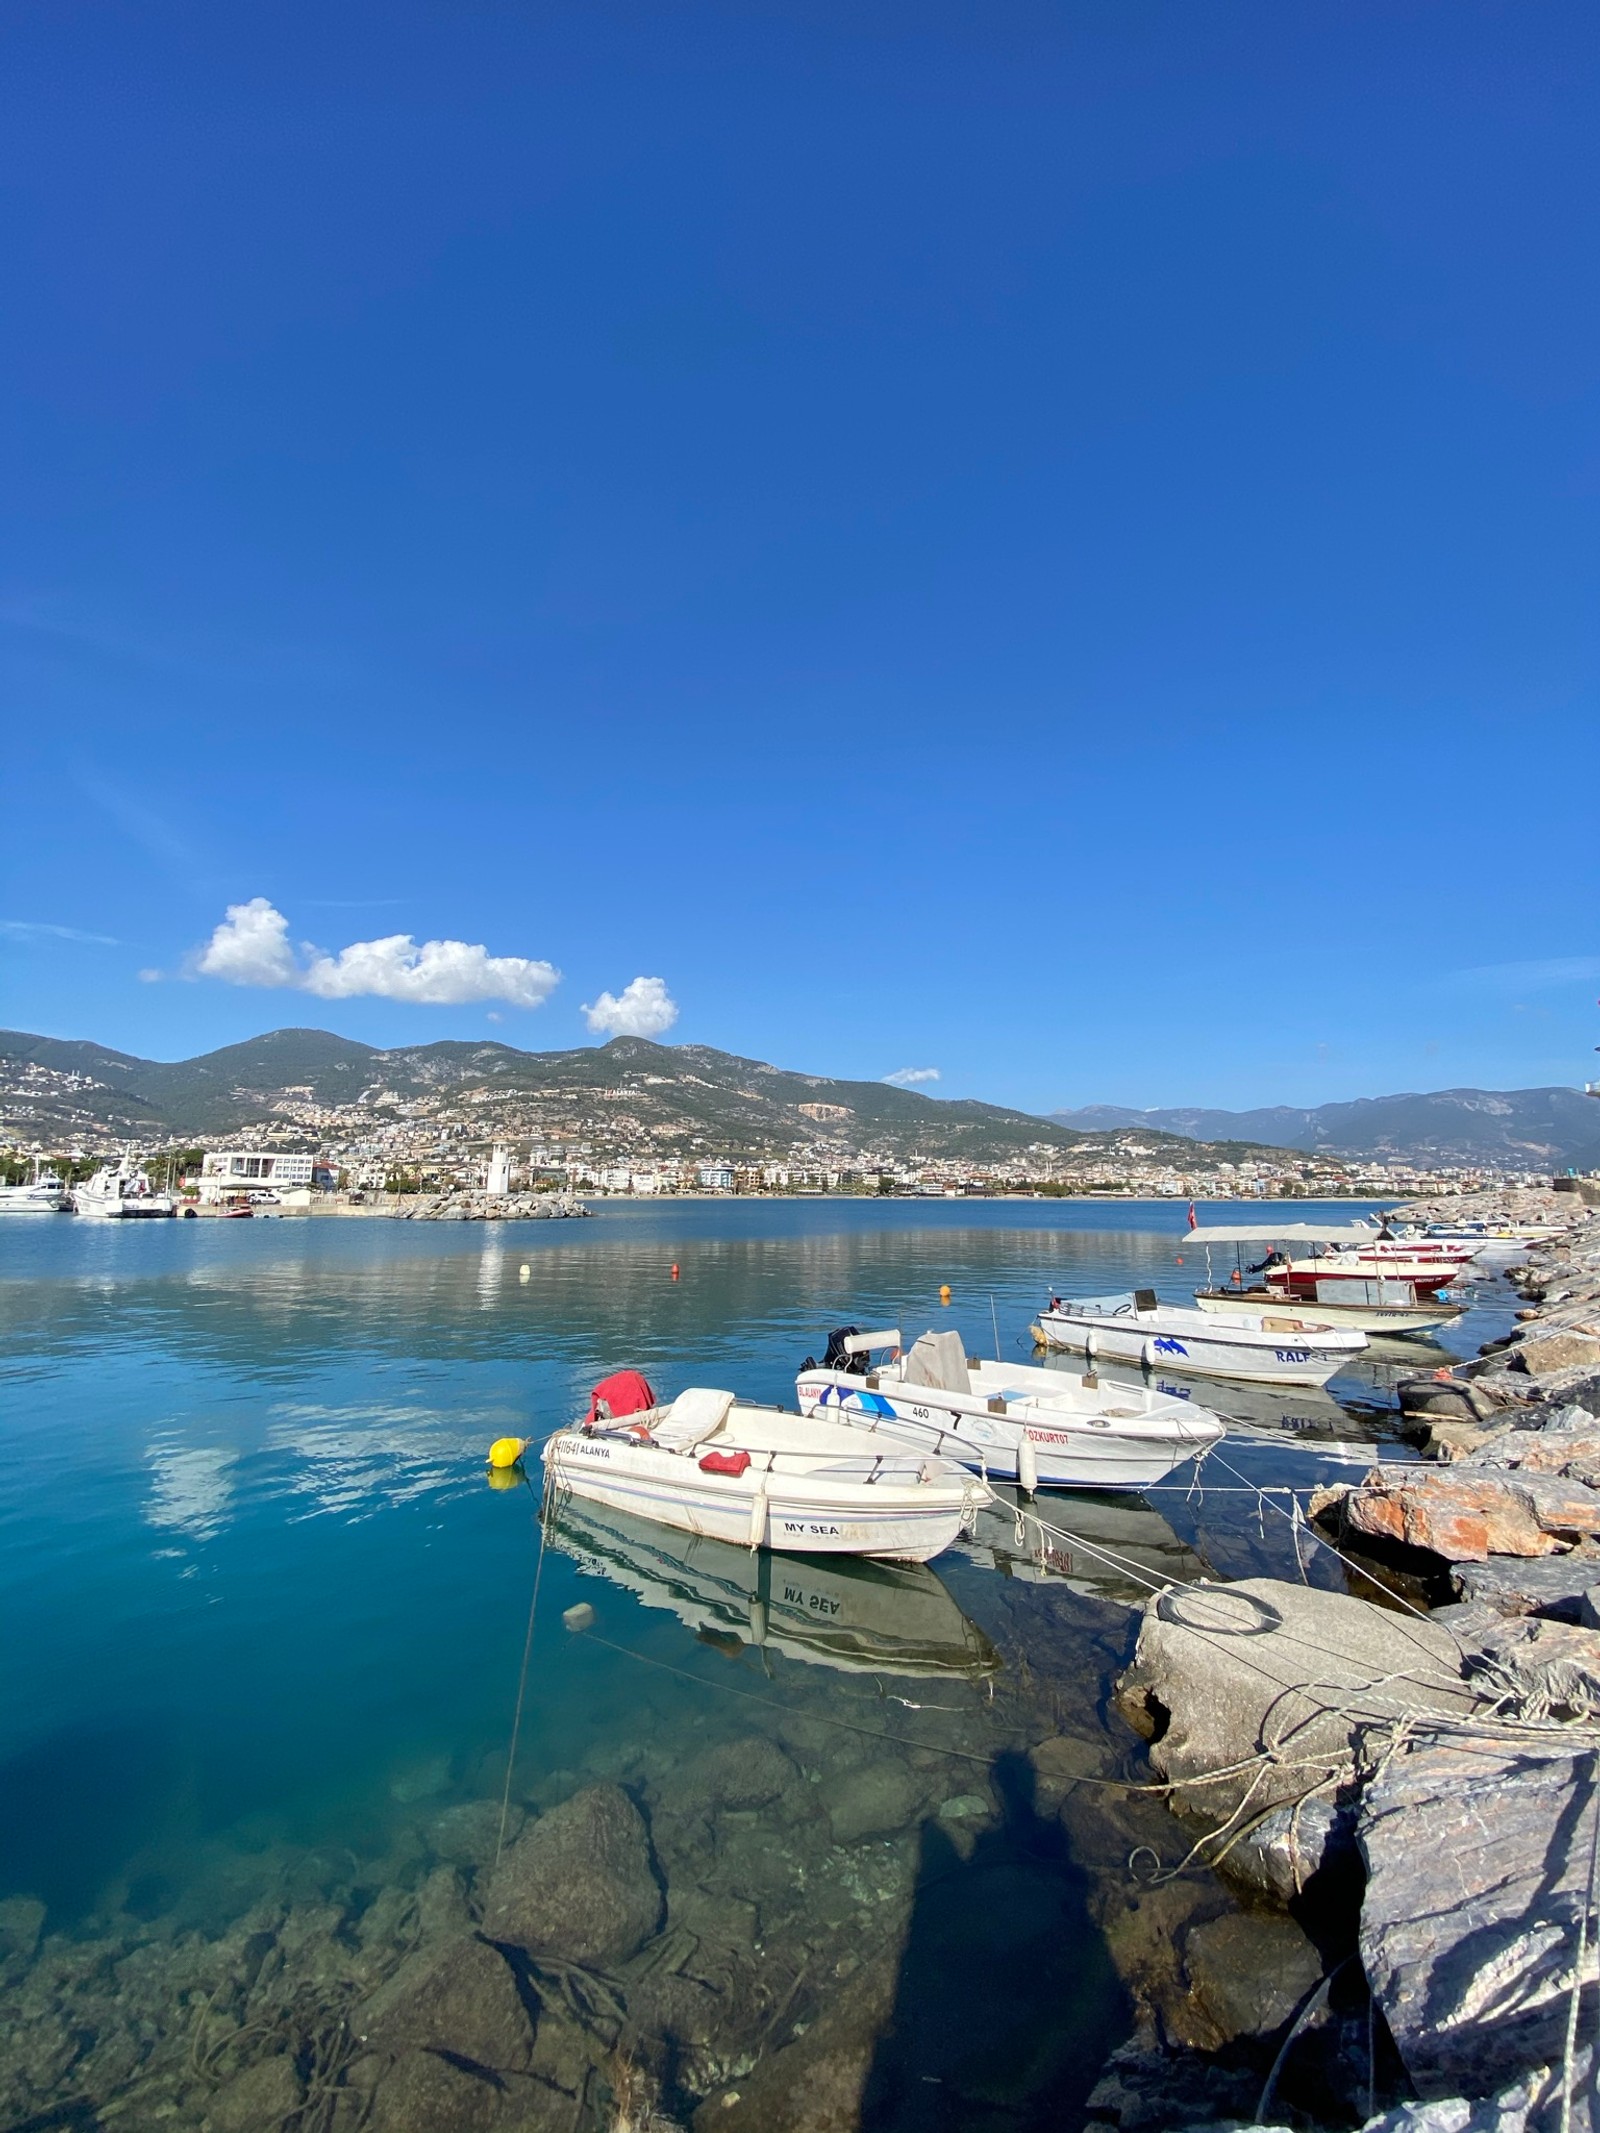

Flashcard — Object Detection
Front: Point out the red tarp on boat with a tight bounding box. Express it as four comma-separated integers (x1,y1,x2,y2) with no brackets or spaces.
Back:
587,1370,657,1422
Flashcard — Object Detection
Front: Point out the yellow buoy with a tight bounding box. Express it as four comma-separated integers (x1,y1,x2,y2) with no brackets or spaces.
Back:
939,1283,952,1305
487,1436,529,1470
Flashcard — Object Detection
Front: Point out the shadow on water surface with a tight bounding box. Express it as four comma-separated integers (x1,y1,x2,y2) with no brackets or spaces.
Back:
860,1750,1130,2133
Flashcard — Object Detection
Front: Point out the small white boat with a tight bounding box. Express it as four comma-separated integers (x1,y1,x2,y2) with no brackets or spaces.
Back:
542,1382,977,1563
1033,1289,1367,1386
545,1495,999,1680
72,1160,177,1219
795,1328,1222,1491
0,1165,71,1214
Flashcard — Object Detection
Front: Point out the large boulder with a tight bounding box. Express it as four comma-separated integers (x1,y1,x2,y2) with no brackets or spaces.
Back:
1359,1735,1599,2113
481,1782,662,1967
1453,1556,1600,1622
1312,1467,1600,1562
1116,1578,1478,1827
1513,1330,1600,1382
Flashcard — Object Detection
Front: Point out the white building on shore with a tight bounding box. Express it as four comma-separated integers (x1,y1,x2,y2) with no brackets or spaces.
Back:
198,1151,316,1204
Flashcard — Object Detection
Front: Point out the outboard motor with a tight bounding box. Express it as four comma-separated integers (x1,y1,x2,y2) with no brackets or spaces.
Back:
821,1325,868,1375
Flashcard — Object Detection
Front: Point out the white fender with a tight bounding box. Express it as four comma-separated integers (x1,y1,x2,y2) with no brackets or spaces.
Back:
747,1484,767,1551
1141,1336,1156,1368
1017,1433,1039,1496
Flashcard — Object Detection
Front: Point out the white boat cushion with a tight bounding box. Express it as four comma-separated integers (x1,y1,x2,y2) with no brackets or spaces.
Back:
902,1330,970,1395
651,1387,737,1449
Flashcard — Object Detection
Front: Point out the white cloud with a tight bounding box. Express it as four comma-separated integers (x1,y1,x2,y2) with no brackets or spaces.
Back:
583,975,679,1038
138,968,164,983
196,896,299,986
302,933,558,1007
189,898,560,1008
883,1066,941,1086
1,917,122,945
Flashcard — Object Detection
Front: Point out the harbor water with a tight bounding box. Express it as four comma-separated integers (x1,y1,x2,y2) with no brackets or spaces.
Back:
0,1200,1518,2130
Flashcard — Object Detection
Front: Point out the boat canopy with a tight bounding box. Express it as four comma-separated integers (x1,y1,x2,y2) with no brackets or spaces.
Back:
1182,1224,1383,1246
902,1329,971,1395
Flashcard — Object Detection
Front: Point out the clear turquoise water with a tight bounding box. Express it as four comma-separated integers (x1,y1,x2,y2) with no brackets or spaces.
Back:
0,1199,1514,2129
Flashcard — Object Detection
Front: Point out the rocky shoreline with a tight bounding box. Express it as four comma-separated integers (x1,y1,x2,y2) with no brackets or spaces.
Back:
1090,1186,1600,2133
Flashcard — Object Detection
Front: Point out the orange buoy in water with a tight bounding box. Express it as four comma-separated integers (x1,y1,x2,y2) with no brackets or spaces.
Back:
1230,1268,1242,1284
1175,1255,1184,1266
671,1263,680,1281
939,1283,952,1305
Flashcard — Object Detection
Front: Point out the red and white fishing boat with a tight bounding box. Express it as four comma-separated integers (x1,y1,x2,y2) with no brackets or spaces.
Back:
1185,1223,1465,1338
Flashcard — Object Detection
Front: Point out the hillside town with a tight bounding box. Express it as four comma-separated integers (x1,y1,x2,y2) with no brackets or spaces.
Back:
0,1032,1581,1207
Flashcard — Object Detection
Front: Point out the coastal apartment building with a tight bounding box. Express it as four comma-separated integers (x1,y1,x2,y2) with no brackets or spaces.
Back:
198,1150,316,1203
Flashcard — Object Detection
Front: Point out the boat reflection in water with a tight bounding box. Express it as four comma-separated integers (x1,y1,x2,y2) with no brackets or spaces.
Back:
1042,1355,1402,1462
543,1496,1000,1682
957,1486,1209,1605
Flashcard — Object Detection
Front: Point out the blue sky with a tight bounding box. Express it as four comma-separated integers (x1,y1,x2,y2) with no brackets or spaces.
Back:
3,0,1596,1112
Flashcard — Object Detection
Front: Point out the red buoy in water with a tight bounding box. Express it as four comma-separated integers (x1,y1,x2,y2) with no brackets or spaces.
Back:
671,1263,680,1281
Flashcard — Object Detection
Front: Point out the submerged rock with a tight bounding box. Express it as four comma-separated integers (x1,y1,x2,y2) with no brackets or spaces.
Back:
666,1734,796,1815
429,1797,521,1867
203,2050,303,2133
364,2047,506,2133
0,1895,46,1961
482,1782,662,1966
1180,1909,1323,2044
365,1931,535,2073
825,1758,924,1844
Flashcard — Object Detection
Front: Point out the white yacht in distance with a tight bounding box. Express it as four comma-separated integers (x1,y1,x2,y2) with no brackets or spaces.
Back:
796,1328,1223,1490
0,1164,71,1214
1033,1289,1367,1387
72,1160,177,1219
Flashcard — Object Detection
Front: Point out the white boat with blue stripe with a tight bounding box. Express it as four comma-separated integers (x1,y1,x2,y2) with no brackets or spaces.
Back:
1034,1289,1366,1387
795,1329,1222,1492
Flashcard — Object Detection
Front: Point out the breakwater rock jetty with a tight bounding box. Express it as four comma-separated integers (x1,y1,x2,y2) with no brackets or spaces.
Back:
1094,1190,1600,2133
383,1192,591,1222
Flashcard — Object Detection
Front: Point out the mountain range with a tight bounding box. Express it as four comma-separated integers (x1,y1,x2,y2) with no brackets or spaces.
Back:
0,1026,1212,1167
1050,1088,1600,1171
2,1024,1588,1170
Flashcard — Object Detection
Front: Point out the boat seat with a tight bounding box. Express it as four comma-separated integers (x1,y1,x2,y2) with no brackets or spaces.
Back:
651,1387,737,1450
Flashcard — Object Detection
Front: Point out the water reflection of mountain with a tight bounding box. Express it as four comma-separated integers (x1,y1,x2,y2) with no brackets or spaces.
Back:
957,1489,1208,1605
545,1497,1001,1681
0,1207,1405,1408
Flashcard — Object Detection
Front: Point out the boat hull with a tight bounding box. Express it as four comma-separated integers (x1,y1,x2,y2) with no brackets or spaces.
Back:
1192,1287,1460,1337
794,1371,1217,1490
542,1432,969,1563
1033,1310,1356,1386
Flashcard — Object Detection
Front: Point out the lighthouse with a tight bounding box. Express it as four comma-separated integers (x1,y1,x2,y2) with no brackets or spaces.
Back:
486,1143,511,1197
